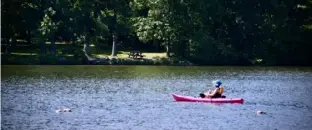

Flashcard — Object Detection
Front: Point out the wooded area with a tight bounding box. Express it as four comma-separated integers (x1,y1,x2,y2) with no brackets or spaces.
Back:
2,0,312,65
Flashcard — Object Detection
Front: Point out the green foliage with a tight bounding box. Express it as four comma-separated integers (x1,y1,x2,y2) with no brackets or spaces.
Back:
39,7,59,38
2,0,311,65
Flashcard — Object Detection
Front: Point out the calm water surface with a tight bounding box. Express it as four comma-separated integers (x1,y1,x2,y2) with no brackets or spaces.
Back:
1,65,312,130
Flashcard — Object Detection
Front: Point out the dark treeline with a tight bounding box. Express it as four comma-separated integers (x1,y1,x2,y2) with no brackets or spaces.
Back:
2,0,312,65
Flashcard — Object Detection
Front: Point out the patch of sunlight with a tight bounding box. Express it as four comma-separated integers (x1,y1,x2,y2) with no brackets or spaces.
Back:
303,25,312,30
142,52,167,59
96,52,167,60
6,52,75,57
96,54,107,57
16,39,26,42
11,52,37,56
297,4,307,9
118,51,129,54
55,42,68,44
96,54,128,59
256,58,263,62
253,58,263,64
45,41,69,44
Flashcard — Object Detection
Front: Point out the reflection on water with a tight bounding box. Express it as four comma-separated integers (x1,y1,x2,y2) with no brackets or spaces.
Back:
2,65,312,130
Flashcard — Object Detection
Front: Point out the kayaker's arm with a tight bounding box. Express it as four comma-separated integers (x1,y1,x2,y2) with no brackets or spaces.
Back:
207,89,218,97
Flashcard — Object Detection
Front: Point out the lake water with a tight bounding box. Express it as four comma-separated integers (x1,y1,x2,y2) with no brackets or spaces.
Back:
1,65,312,130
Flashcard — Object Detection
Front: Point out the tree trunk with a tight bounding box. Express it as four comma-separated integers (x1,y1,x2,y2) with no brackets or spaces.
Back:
83,42,89,54
26,30,31,44
51,38,56,55
83,37,92,60
111,0,118,56
7,37,16,55
40,37,46,55
4,38,11,55
72,39,76,47
41,42,46,55
72,39,79,60
166,42,170,57
154,39,160,52
111,33,117,56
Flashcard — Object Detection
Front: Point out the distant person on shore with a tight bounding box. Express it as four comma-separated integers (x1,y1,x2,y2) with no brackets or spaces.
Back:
200,80,225,98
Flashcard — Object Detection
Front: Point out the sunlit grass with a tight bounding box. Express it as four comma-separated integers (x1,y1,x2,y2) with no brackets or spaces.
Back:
297,4,307,9
10,52,37,56
96,51,167,59
4,51,167,60
2,52,75,57
3,41,167,60
303,25,312,30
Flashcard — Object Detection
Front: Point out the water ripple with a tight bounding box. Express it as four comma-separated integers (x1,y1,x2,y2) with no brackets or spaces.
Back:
2,66,312,130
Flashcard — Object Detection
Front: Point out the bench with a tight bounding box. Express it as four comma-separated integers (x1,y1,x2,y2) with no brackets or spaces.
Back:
128,51,144,59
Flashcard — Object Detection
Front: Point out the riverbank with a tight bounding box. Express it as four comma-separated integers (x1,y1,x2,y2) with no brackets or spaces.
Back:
3,53,312,66
1,42,195,66
1,53,195,66
3,41,312,66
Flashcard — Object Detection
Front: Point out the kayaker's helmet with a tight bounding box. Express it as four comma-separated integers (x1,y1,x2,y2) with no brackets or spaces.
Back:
213,80,222,87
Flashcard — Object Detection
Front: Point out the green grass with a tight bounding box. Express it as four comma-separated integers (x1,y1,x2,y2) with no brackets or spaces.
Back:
6,52,38,56
2,50,167,59
303,25,312,30
96,51,167,59
1,42,169,65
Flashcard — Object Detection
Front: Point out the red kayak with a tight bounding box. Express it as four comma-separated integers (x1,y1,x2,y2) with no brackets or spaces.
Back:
172,94,244,104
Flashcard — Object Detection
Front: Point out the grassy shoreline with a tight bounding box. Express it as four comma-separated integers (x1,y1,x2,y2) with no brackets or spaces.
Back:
3,54,312,66
2,42,192,65
3,43,310,66
1,52,194,66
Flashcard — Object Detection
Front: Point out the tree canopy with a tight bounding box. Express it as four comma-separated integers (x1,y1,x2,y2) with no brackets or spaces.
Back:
2,0,312,65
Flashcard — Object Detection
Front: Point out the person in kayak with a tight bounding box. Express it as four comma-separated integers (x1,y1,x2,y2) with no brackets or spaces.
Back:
200,80,225,98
